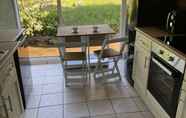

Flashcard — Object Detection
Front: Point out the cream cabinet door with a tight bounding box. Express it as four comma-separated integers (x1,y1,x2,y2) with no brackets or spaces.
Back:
133,43,150,98
0,84,9,118
177,75,186,118
182,78,186,118
182,102,186,118
133,32,151,100
1,61,23,118
8,62,23,118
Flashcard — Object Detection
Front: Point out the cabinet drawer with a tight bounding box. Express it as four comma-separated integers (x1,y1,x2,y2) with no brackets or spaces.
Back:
136,32,151,50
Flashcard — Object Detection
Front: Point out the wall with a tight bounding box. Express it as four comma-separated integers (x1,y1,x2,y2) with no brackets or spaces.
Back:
0,0,18,29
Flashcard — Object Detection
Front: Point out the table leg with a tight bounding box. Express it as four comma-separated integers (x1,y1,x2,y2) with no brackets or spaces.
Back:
81,36,91,86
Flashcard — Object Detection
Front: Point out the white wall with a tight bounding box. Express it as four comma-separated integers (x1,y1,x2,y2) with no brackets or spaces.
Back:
120,0,127,37
0,0,20,29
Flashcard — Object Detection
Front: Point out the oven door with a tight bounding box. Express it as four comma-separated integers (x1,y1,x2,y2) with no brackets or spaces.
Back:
148,52,184,118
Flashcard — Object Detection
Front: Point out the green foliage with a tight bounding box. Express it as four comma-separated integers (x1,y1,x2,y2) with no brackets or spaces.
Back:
19,0,57,37
19,0,120,37
62,4,120,32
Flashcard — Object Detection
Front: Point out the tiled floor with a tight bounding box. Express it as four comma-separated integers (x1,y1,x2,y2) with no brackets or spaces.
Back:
21,58,154,118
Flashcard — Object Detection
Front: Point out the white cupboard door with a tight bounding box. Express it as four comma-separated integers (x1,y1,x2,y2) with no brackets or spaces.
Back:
1,77,11,118
8,80,23,118
1,67,23,118
8,64,23,118
0,92,9,118
133,44,150,97
182,102,186,118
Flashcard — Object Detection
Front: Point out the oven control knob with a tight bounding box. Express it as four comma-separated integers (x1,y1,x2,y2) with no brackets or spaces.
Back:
159,50,164,54
168,56,175,62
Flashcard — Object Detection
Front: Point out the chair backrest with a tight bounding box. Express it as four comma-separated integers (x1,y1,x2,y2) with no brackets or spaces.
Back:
99,36,128,58
89,35,106,46
60,36,87,59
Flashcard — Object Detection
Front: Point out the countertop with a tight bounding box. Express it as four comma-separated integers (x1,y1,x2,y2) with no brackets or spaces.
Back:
0,29,25,42
135,27,186,59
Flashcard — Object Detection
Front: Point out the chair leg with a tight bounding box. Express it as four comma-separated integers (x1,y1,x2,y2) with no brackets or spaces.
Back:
93,60,100,79
111,60,116,74
83,60,87,87
114,58,122,80
100,62,106,80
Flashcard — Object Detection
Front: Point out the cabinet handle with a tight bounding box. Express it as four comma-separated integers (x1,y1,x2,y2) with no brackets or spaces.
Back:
134,50,138,65
144,56,147,68
7,96,13,112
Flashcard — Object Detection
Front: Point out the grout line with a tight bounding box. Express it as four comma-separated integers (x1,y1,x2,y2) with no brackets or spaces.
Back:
35,95,42,118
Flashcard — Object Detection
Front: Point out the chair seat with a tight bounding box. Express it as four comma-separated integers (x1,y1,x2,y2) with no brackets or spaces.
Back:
64,52,86,61
89,40,103,46
94,48,121,58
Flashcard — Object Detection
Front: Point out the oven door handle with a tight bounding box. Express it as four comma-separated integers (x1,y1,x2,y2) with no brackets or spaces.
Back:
152,58,172,76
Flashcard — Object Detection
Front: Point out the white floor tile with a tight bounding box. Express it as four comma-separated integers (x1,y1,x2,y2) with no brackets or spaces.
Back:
91,114,116,118
38,105,63,118
86,86,108,101
111,98,140,113
24,85,43,96
64,103,89,118
117,112,144,118
106,85,131,99
126,86,138,97
40,93,63,107
42,84,63,94
22,60,152,118
88,100,114,116
43,75,63,85
132,97,149,112
22,109,38,118
26,95,40,109
64,91,86,104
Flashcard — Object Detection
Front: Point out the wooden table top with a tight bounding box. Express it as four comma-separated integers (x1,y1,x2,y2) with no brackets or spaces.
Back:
57,24,115,37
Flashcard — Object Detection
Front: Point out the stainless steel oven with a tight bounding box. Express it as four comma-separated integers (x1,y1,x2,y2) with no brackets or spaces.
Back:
147,43,185,118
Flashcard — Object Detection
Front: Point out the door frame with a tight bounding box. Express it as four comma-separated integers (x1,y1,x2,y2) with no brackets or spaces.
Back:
120,0,127,37
12,0,21,29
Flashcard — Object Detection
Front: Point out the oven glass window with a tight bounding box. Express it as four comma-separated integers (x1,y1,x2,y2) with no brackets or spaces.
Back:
148,54,183,118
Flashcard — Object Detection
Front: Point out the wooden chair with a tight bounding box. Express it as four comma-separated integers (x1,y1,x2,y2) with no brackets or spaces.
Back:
93,36,128,82
89,35,106,46
59,36,88,87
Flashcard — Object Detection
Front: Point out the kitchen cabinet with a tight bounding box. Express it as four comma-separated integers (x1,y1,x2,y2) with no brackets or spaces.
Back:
176,72,186,118
0,57,23,118
182,101,186,118
132,31,151,100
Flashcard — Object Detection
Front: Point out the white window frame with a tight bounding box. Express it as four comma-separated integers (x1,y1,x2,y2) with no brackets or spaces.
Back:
120,0,127,37
12,0,21,29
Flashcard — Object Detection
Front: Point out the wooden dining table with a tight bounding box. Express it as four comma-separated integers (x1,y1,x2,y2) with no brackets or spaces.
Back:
57,24,115,58
57,24,115,37
56,24,115,76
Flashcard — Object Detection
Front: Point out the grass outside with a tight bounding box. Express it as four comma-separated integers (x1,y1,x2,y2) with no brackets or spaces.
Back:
19,0,121,57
